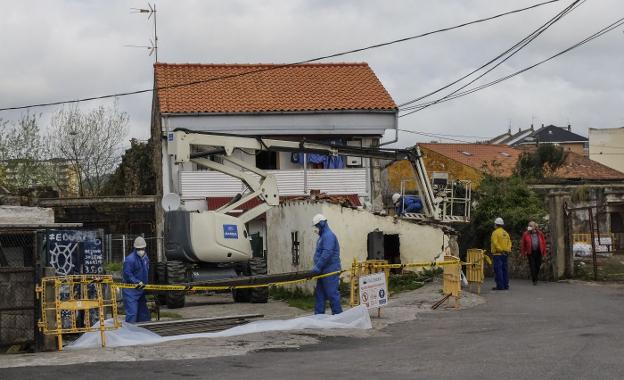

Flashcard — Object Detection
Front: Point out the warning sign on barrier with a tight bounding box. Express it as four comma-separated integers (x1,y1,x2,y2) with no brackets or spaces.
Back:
359,272,388,310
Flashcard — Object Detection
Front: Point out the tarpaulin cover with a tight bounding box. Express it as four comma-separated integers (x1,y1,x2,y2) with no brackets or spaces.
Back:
67,305,372,349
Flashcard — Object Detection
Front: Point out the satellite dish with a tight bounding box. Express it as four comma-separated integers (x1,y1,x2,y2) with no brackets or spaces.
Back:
161,193,181,211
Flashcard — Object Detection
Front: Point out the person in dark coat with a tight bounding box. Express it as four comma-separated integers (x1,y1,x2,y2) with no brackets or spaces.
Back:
520,221,547,285
122,237,151,323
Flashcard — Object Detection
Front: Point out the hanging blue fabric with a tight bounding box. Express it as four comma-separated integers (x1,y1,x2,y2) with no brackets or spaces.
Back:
291,140,346,169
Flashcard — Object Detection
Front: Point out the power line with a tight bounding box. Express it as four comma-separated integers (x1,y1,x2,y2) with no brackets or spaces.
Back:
399,0,583,111
399,15,624,117
0,0,562,113
398,129,476,143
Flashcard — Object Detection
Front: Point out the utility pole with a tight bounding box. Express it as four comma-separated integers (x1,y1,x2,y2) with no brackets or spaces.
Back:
128,3,158,62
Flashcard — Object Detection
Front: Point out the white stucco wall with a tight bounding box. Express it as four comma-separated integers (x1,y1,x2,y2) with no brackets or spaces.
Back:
589,127,624,173
266,201,450,292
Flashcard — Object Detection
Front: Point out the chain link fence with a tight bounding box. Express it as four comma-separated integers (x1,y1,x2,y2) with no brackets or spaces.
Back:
104,234,162,266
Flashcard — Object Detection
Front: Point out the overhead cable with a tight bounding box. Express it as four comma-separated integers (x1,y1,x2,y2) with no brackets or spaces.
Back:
0,0,562,112
399,0,584,111
397,129,477,143
399,15,624,118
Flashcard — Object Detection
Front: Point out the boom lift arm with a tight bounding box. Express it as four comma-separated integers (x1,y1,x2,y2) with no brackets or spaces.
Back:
168,129,441,220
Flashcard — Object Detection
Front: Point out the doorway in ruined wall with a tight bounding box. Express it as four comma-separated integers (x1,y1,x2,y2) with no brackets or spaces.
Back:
384,234,401,274
367,232,401,273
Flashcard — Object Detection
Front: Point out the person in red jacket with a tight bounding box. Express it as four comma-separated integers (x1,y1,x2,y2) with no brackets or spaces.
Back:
521,221,547,285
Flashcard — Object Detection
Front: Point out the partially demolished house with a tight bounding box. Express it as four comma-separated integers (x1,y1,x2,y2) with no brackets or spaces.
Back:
266,197,456,290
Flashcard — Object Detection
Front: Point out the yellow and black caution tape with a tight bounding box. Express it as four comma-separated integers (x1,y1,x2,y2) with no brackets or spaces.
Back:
112,257,490,292
112,270,345,292
362,259,461,271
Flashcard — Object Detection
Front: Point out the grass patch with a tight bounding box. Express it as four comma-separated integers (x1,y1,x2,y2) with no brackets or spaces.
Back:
270,286,316,311
388,267,441,295
575,256,624,281
157,311,183,319
105,262,123,273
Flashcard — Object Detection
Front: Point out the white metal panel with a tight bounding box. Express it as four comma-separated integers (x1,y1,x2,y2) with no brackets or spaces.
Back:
268,170,305,196
179,168,368,199
180,171,245,198
307,169,368,195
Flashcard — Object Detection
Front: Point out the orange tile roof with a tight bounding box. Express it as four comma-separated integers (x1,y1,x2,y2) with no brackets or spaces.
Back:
420,143,624,181
553,152,624,181
154,63,397,114
419,143,522,177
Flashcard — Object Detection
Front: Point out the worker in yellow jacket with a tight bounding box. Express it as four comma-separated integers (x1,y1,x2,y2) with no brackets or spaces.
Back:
491,217,512,290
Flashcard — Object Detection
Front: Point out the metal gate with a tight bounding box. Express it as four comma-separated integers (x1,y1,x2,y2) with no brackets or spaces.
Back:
0,230,38,349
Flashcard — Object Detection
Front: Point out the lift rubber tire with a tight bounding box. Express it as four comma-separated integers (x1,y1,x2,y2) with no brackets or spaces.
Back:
249,257,269,303
232,262,251,303
154,262,168,306
165,260,186,309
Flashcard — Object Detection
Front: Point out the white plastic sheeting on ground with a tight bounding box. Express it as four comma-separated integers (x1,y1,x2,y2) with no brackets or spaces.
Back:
67,305,372,349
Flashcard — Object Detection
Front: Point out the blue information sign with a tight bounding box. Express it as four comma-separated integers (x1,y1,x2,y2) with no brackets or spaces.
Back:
223,224,239,239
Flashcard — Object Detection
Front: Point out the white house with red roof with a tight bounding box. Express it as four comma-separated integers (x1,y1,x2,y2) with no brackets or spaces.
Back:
151,62,399,258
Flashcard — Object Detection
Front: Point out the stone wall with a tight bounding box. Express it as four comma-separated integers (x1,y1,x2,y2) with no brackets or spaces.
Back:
0,269,34,347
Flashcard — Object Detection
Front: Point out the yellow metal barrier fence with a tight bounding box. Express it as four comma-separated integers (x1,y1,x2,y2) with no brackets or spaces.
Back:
442,255,461,308
465,249,485,294
36,275,121,351
349,258,463,308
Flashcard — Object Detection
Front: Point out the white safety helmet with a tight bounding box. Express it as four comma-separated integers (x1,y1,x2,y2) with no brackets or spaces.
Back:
134,236,147,249
494,217,504,226
312,214,327,226
392,193,401,204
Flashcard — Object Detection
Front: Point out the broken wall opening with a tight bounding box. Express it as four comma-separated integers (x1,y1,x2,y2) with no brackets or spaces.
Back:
367,231,401,273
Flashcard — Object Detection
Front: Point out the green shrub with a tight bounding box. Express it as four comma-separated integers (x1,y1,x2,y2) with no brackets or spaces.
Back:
104,262,123,273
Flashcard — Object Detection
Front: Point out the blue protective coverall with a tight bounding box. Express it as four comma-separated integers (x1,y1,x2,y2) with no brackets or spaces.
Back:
312,220,343,315
122,250,151,323
395,195,423,215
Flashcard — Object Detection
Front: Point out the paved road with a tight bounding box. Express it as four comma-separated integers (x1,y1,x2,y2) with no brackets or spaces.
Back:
4,279,624,379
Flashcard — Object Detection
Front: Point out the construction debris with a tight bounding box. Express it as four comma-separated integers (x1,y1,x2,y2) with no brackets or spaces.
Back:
283,190,361,208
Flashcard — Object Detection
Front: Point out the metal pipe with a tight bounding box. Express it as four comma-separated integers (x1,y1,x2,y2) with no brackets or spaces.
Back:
303,153,308,194
588,209,598,281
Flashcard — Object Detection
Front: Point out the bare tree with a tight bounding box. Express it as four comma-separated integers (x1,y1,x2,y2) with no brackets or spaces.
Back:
48,102,129,196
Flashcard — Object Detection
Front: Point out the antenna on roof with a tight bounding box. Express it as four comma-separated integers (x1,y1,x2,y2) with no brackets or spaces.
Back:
128,3,158,62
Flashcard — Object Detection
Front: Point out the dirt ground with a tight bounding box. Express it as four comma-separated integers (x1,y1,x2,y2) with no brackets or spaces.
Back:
0,279,484,369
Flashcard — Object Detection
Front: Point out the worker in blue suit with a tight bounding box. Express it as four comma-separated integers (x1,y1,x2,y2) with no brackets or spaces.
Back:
311,214,343,315
392,193,423,215
122,237,151,323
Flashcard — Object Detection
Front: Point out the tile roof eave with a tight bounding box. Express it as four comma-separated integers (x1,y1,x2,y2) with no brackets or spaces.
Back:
517,140,588,144
160,108,398,116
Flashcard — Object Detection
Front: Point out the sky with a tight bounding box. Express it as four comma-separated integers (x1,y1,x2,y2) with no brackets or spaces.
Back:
0,0,623,148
